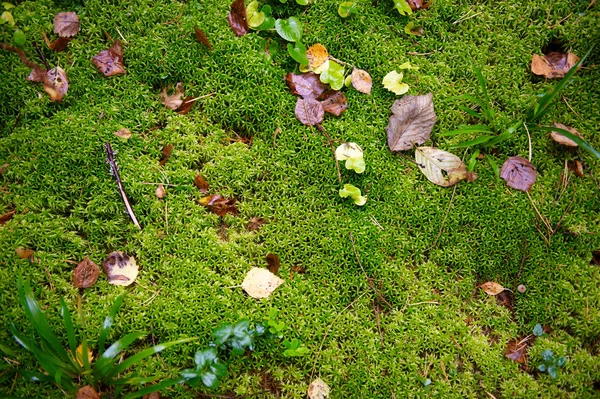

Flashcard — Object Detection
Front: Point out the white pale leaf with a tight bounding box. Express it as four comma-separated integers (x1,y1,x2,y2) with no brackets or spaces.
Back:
241,267,284,298
102,251,139,287
308,378,330,399
335,142,363,161
415,147,467,187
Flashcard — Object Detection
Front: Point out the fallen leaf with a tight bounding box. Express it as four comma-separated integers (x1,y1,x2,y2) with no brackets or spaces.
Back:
54,12,80,37
102,251,139,287
0,163,8,175
113,128,132,139
248,216,267,231
567,160,584,177
155,184,166,199
160,82,185,110
15,248,34,259
42,31,72,52
42,67,69,102
0,209,16,225
194,26,212,50
194,173,210,194
308,378,330,399
407,0,431,11
291,265,306,274
176,96,195,115
142,393,160,399
339,183,367,206
306,43,329,70
335,142,365,173
480,281,505,296
505,338,529,364
200,194,238,216
318,90,347,116
550,123,583,147
386,93,437,151
73,257,101,289
266,253,280,274
404,21,424,36
76,386,100,399
382,70,409,95
159,144,173,166
27,67,46,83
351,68,372,95
531,52,579,79
241,267,284,298
496,289,514,312
295,97,324,126
500,156,536,192
92,40,126,77
285,72,327,99
228,0,249,37
415,147,467,186
75,343,93,367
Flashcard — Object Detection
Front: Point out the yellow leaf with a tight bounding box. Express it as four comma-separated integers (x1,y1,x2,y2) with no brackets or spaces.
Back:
382,71,409,95
75,343,93,367
241,267,284,298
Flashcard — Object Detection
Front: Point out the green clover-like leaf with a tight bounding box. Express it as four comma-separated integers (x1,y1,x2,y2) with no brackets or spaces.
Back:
275,17,303,42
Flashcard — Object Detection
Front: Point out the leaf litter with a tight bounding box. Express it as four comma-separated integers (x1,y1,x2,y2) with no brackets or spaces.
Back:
531,51,579,79
414,147,468,187
73,257,101,289
550,123,584,147
500,156,537,192
92,40,126,77
228,0,249,37
241,267,284,299
386,93,437,151
200,194,238,216
102,251,139,286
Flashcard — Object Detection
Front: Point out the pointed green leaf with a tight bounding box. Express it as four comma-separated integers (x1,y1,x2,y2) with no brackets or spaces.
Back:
98,293,125,354
275,17,303,42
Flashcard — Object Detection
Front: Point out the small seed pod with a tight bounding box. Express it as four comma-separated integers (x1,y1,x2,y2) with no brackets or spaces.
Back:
517,284,526,293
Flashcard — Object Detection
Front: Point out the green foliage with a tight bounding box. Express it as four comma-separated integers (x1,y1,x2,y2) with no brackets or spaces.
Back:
287,41,309,65
393,0,412,15
338,2,358,18
181,348,228,389
212,319,263,355
263,309,286,338
339,184,367,206
533,324,544,337
283,338,309,357
538,350,567,379
279,0,309,4
319,60,344,90
275,17,303,42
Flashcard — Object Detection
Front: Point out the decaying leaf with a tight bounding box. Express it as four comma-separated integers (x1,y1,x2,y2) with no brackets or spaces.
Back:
92,40,126,77
295,97,324,126
75,343,93,367
286,72,327,99
567,160,584,177
480,281,505,296
550,123,583,147
194,173,210,194
335,142,365,174
496,289,514,312
41,67,69,102
248,216,267,231
404,21,424,36
351,68,372,95
142,393,160,399
319,90,347,116
177,96,195,115
113,128,132,139
200,194,238,216
308,378,330,399
241,267,284,298
505,338,529,364
194,26,212,50
500,156,536,192
155,184,166,199
159,144,173,166
383,70,409,95
266,253,280,275
306,44,329,70
386,93,437,151
0,209,16,225
407,0,431,11
415,147,467,187
42,31,72,52
54,12,80,37
0,163,8,175
76,386,100,399
160,82,192,111
15,248,34,259
531,52,579,79
73,257,101,289
102,251,139,287
228,0,249,37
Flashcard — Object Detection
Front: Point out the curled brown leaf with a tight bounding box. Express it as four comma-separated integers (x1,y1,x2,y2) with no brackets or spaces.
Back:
500,156,537,192
15,248,34,259
160,82,185,110
248,216,267,231
351,68,372,95
73,257,100,289
200,194,238,216
285,72,327,99
113,128,132,139
266,253,281,275
550,122,583,147
76,386,100,399
319,90,347,117
42,67,69,102
295,97,324,126
155,184,166,199
531,52,579,79
228,0,249,37
0,209,16,225
92,40,126,77
42,31,72,52
159,144,173,166
194,173,210,194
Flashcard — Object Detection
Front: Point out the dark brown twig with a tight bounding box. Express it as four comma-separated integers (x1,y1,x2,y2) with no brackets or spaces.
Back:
0,42,44,70
105,143,141,229
32,42,50,70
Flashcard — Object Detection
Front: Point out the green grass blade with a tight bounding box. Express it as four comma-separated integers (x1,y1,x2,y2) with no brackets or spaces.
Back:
110,376,160,385
450,135,494,148
94,332,146,379
483,131,513,147
474,68,494,120
455,94,489,114
98,293,125,354
458,105,483,119
122,377,185,399
81,336,91,373
0,342,17,357
59,298,77,356
535,126,600,159
439,125,494,137
486,154,500,181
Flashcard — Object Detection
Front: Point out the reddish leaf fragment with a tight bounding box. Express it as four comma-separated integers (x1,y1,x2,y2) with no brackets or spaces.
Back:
295,97,324,126
500,156,537,192
291,265,306,274
54,12,80,38
505,338,529,363
177,96,195,115
159,144,173,166
194,173,210,194
567,160,584,177
0,209,16,225
73,257,100,289
550,122,583,147
194,26,212,50
531,52,579,79
200,194,238,216
319,90,347,117
266,253,280,275
248,216,267,231
160,82,185,110
92,40,126,77
407,0,431,10
228,0,249,37
285,72,327,99
43,31,72,52
15,248,34,259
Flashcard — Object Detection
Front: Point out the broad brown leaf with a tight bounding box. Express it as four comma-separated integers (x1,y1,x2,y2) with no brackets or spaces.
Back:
295,97,324,126
248,216,267,231
177,96,195,115
319,90,347,116
285,72,327,99
102,251,139,286
76,386,100,399
113,128,132,139
73,257,100,289
194,26,212,50
92,40,126,77
42,67,69,102
531,52,579,79
15,248,34,259
351,68,372,95
42,31,72,52
500,156,536,192
407,0,431,11
266,253,280,275
160,82,185,110
159,144,173,166
0,209,16,225
550,122,583,147
200,194,238,216
480,281,505,296
228,0,249,37
386,93,437,152
54,12,80,37
194,173,210,194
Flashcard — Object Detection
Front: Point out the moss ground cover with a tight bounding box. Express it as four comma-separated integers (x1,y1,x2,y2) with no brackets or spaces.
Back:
1,0,599,397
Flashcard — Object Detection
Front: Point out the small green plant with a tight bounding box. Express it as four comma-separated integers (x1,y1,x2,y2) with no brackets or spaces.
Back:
283,338,309,357
538,350,566,379
212,319,264,355
533,323,544,337
263,309,286,338
338,2,358,18
1,3,26,46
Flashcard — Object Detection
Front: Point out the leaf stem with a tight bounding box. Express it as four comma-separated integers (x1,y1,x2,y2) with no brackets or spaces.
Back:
105,143,142,229
327,55,354,69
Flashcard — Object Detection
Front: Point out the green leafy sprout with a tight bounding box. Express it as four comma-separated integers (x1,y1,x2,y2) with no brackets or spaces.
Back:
283,338,309,357
335,142,365,174
339,184,367,206
338,2,358,18
538,350,567,379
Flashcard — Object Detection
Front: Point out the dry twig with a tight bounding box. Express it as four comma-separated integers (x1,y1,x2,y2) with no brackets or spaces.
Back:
105,143,141,229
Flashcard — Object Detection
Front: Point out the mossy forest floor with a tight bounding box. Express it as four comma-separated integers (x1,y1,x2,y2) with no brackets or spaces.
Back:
1,0,600,397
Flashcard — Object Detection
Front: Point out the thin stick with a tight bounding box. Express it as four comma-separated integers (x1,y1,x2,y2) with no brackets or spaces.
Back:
431,184,458,250
187,92,216,102
327,55,354,69
115,26,128,44
165,197,169,235
316,123,342,183
562,96,581,119
526,192,552,236
408,301,439,306
407,51,436,56
140,182,181,187
32,42,50,70
523,123,532,162
349,233,393,309
453,11,483,24
105,143,142,229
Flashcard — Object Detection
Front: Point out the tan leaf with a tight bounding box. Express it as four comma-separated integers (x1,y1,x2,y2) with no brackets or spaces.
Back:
43,67,69,102
531,52,579,79
102,251,139,286
308,378,330,399
155,184,166,199
415,147,467,187
194,26,212,50
15,248,34,259
567,160,584,177
550,123,583,147
480,281,505,296
113,128,132,139
241,267,284,298
306,44,329,70
194,173,210,194
266,253,280,275
160,82,184,110
76,386,100,399
73,257,101,289
248,216,267,231
42,31,72,52
92,40,126,77
351,68,372,95
0,209,16,225
500,156,537,192
386,93,437,152
75,343,93,367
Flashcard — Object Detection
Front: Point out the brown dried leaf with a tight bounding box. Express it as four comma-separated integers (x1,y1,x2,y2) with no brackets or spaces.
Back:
227,0,249,37
567,160,584,177
306,44,329,70
102,251,139,286
73,257,100,289
155,184,166,199
295,97,324,126
319,90,347,117
54,12,80,37
531,52,580,79
159,144,173,166
177,96,195,115
113,128,132,140
27,67,46,83
505,338,528,364
266,253,280,275
194,173,210,194
285,72,327,99
308,378,330,399
43,31,72,52
0,163,8,175
76,386,100,399
241,267,284,298
550,122,583,147
407,0,431,11
496,289,514,312
415,147,467,187
248,216,267,231
200,194,238,216
480,281,505,296
0,209,16,225
386,93,437,152
500,156,537,192
142,393,161,399
92,40,126,77
194,26,212,50
351,68,372,95
160,82,184,110
43,67,69,102
15,248,34,259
